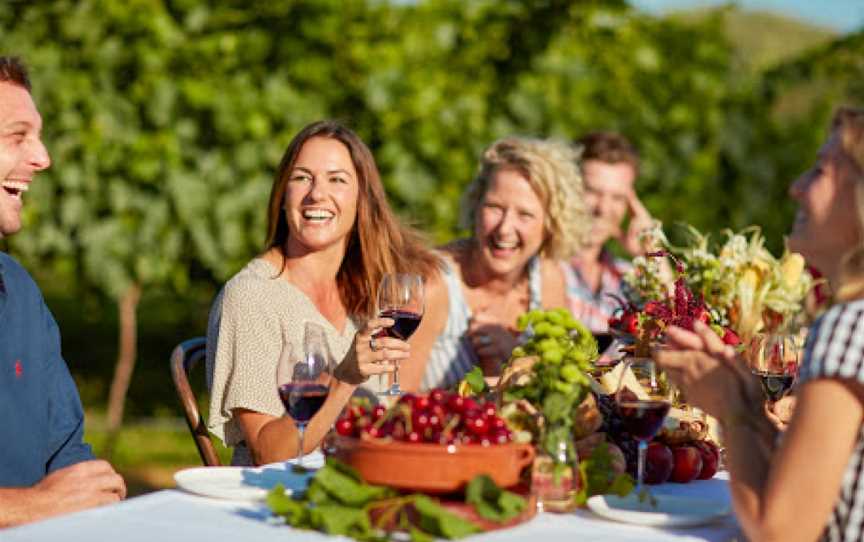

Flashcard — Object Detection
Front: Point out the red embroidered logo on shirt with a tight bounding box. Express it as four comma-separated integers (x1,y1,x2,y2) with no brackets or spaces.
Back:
14,360,22,378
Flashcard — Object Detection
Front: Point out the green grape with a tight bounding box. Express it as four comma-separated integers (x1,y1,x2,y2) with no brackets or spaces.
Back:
552,380,574,394
537,338,558,353
533,321,552,337
546,311,564,325
511,346,527,358
547,325,566,338
560,364,581,383
516,314,530,331
542,349,563,365
526,309,544,324
563,316,580,330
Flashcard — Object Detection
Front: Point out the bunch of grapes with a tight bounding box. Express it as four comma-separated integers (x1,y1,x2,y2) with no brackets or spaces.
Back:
511,307,598,387
334,390,512,446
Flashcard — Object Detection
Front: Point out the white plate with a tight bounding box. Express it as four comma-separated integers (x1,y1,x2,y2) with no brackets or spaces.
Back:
174,451,324,501
586,493,731,527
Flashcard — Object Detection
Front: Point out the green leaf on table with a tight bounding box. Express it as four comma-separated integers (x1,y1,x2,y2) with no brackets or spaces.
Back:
465,366,486,394
266,484,310,526
312,460,394,507
465,474,526,522
409,527,435,542
310,504,375,539
413,495,482,539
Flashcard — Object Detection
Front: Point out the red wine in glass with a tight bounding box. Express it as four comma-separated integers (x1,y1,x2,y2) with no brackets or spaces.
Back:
752,371,795,402
376,273,425,396
377,309,422,340
615,358,671,497
618,400,671,441
278,383,329,424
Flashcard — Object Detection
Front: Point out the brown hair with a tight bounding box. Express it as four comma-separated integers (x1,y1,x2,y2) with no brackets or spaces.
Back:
264,120,441,319
459,137,589,259
0,57,31,91
831,107,864,301
576,131,639,173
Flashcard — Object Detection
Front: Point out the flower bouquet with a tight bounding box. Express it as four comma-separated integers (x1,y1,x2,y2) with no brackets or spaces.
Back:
619,224,813,345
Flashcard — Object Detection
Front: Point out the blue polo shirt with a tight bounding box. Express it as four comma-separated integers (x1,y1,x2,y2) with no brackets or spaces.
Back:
0,251,93,486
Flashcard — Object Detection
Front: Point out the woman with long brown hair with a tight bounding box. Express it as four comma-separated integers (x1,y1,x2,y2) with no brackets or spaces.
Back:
657,107,864,541
206,121,440,466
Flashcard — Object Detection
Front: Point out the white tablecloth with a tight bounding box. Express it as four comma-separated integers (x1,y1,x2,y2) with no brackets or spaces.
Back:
3,475,740,541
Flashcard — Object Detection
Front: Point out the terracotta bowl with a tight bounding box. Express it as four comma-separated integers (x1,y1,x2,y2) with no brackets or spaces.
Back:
327,435,535,493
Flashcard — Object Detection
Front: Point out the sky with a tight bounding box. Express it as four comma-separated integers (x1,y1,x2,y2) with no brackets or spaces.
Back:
632,0,864,33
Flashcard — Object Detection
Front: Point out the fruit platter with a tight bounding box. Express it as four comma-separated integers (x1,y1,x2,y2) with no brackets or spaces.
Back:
327,391,534,493
266,307,727,540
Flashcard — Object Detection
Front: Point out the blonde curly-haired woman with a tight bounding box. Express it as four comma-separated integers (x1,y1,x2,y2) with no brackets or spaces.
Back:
406,137,590,391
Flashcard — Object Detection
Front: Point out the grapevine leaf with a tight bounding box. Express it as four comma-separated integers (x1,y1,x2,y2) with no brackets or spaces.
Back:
465,366,486,393
413,495,482,539
464,474,526,522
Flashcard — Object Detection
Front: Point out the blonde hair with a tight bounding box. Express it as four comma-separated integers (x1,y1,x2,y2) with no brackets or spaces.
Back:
459,137,589,259
831,107,864,301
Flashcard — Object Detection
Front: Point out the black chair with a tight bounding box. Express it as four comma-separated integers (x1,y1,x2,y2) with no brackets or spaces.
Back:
170,337,222,466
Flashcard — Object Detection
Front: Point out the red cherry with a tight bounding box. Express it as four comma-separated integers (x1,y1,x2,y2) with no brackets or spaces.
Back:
465,411,488,436
481,403,497,418
364,425,385,439
621,312,640,335
429,388,448,405
371,405,387,421
405,431,422,443
489,429,511,444
412,411,431,432
347,405,368,421
335,418,354,436
399,393,417,407
462,397,479,412
487,415,507,432
447,395,467,413
427,413,443,430
413,395,431,411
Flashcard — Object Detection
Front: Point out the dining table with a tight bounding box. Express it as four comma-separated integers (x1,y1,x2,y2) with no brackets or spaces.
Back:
3,463,741,542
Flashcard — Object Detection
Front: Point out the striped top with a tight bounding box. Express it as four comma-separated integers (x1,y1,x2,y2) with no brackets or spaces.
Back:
420,256,543,391
799,299,864,541
562,250,632,333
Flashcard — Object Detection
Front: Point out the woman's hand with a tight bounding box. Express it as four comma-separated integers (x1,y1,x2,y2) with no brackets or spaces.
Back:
468,310,518,376
334,317,407,384
655,321,760,420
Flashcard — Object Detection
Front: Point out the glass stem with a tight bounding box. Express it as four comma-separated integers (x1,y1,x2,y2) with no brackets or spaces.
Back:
390,365,401,395
637,440,647,494
296,424,306,469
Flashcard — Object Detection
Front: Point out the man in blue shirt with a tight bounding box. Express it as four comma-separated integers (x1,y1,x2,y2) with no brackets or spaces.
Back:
0,57,125,526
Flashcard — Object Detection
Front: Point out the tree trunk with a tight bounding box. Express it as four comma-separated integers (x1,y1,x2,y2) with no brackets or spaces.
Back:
103,283,142,458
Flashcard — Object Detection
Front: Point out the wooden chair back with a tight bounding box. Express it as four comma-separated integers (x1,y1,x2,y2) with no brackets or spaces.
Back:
170,337,222,466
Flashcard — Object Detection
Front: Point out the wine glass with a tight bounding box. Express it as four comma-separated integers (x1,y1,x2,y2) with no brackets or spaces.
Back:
751,333,800,404
276,322,330,469
375,273,424,396
615,357,672,495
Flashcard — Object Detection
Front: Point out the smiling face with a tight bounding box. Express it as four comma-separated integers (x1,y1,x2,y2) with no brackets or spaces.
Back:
474,167,546,279
788,133,862,277
582,159,636,247
282,136,359,256
0,81,50,238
